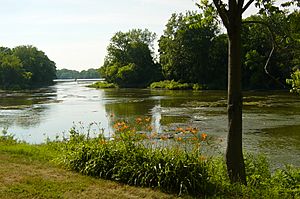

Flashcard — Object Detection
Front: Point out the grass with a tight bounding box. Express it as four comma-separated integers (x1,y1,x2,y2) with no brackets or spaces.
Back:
0,143,177,199
1,124,299,198
88,81,118,89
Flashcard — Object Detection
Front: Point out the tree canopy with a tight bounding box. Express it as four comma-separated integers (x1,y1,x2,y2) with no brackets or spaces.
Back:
0,45,56,89
159,9,228,89
100,29,162,87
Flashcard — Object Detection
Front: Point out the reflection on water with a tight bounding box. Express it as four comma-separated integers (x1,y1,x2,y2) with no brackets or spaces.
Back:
0,82,300,168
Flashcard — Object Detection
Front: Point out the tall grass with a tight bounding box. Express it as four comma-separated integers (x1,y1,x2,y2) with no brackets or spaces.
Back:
55,121,215,196
52,120,300,198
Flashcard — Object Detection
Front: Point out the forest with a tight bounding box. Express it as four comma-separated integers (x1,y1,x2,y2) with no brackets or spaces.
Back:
100,8,300,91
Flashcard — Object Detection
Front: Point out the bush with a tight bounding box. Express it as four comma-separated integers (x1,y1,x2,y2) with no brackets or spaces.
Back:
88,81,118,89
286,69,300,94
150,80,205,90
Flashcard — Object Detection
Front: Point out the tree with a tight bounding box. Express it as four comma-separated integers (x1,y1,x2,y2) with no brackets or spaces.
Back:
211,0,299,184
100,29,161,87
79,68,100,79
0,53,30,89
159,10,227,88
241,11,300,90
13,45,56,86
0,45,56,89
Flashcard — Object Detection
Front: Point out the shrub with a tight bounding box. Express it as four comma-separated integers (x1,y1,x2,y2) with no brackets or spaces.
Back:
150,80,205,90
88,81,118,89
286,69,300,94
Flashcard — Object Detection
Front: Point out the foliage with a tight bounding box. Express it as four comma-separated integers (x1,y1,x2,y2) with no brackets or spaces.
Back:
100,29,162,88
55,122,214,196
88,81,118,89
13,45,56,86
157,8,300,91
158,10,227,89
53,121,299,198
242,11,300,90
56,68,100,79
0,53,31,89
286,69,300,94
150,80,205,90
0,45,56,89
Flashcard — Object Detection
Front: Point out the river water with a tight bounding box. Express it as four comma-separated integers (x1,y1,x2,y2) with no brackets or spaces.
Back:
0,81,299,168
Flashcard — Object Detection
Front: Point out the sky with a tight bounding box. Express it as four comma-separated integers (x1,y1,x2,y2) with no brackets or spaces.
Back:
0,0,257,71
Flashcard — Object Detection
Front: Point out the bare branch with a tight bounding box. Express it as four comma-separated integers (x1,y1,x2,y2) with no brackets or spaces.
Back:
242,0,255,14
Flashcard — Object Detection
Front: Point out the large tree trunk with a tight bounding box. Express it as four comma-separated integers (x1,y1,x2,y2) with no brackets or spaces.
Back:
226,18,247,184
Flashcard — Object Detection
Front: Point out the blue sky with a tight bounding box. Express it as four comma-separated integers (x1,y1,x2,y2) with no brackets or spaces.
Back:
0,0,256,70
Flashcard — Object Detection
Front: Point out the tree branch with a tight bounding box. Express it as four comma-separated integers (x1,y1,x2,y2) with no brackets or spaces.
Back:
242,0,255,14
238,0,245,11
213,0,229,29
243,20,286,88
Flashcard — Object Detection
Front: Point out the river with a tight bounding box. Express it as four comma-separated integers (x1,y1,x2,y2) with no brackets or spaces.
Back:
1,81,300,168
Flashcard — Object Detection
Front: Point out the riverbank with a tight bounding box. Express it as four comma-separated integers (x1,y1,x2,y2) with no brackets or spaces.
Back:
1,129,299,198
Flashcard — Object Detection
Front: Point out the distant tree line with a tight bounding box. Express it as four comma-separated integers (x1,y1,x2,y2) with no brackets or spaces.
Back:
0,45,56,89
56,68,100,79
100,9,300,90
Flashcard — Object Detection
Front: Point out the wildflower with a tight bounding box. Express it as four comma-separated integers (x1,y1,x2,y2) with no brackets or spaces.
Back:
191,128,198,134
136,117,143,123
201,133,207,141
186,127,193,132
160,135,168,141
113,123,119,129
176,127,185,133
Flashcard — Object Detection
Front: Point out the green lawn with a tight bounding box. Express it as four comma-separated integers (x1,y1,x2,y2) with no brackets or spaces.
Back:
0,145,177,199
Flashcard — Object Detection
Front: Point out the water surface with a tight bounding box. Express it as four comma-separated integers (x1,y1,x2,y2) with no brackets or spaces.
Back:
0,81,299,168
